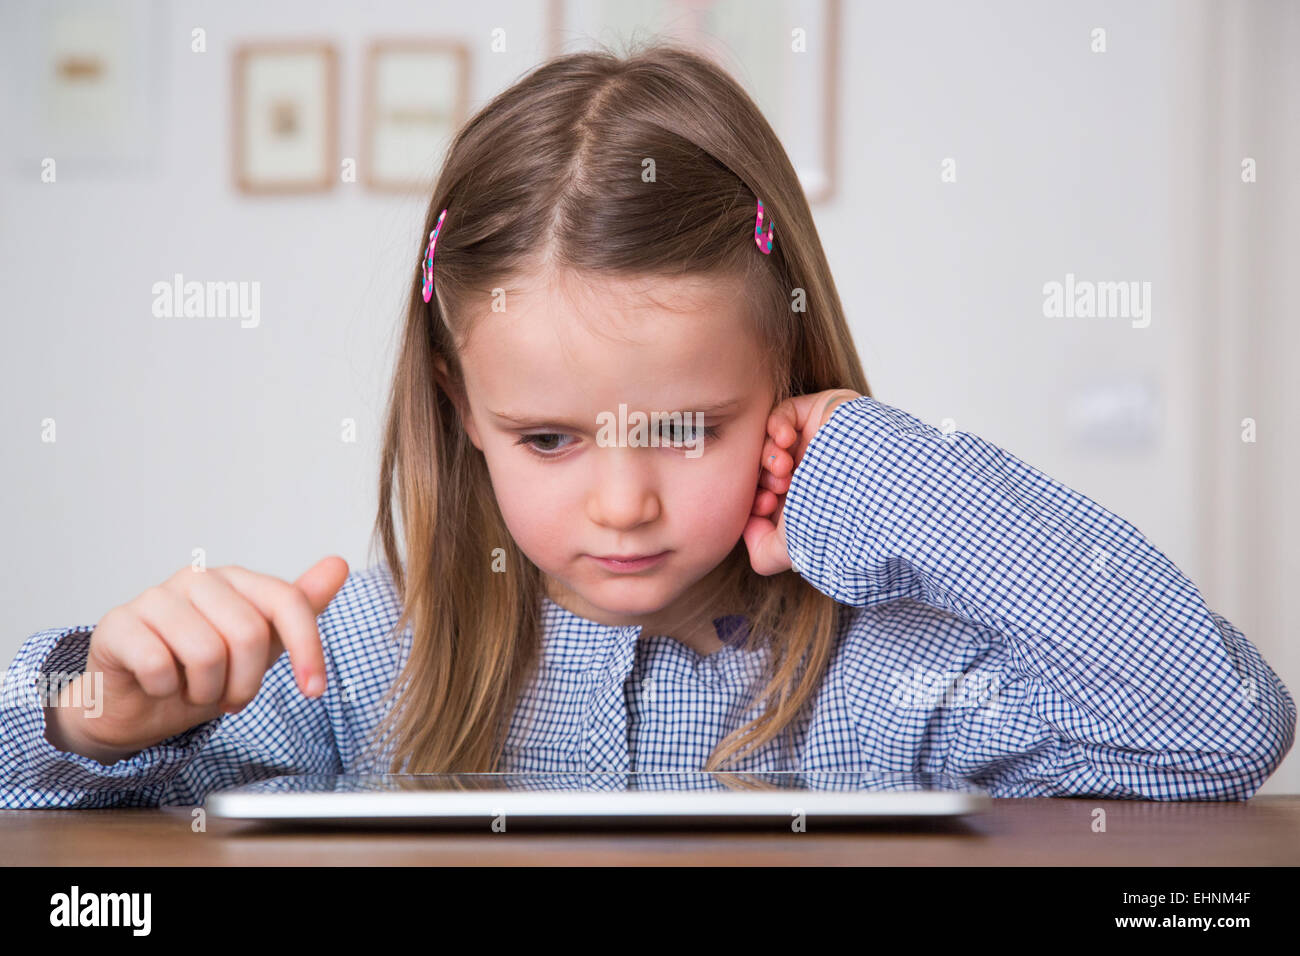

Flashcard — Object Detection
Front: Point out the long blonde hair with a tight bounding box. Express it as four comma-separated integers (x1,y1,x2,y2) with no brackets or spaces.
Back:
368,41,871,774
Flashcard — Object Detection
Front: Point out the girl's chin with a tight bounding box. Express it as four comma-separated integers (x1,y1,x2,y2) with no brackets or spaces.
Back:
562,581,685,621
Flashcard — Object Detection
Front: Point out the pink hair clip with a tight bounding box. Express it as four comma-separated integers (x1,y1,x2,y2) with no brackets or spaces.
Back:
754,198,774,255
421,208,448,303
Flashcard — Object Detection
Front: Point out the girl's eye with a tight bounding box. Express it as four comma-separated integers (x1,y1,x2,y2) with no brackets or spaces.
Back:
516,433,574,457
659,421,720,445
515,423,721,460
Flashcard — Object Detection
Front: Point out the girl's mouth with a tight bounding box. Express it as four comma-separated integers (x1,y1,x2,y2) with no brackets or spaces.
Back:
588,551,670,572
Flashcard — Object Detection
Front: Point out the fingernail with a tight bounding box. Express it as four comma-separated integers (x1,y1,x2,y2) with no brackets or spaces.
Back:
305,674,324,696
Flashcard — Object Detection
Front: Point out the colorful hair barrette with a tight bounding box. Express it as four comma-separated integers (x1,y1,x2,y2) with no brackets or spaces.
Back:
754,198,774,255
421,208,448,303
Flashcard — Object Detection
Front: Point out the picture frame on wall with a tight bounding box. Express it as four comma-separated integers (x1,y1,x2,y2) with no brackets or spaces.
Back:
232,41,338,194
362,39,471,193
545,0,840,203
6,0,169,176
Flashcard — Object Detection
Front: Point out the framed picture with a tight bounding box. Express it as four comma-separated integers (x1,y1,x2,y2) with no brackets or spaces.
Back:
546,0,840,203
362,39,471,193
6,0,169,176
232,41,338,194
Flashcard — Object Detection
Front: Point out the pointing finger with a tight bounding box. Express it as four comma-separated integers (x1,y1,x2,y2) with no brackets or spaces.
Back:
294,556,350,616
208,565,330,698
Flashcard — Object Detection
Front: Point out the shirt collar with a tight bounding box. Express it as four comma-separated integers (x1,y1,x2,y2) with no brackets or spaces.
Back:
539,594,641,672
539,595,752,673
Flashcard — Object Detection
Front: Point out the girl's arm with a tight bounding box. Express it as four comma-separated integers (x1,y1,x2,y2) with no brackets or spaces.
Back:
0,582,360,809
782,395,1296,799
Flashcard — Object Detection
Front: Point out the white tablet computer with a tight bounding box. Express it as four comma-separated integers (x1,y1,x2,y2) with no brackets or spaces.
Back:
204,771,991,828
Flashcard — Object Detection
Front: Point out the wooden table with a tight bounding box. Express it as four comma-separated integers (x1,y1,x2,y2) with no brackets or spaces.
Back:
3,796,1296,865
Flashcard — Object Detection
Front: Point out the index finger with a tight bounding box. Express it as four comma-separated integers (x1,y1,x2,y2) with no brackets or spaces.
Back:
767,401,800,448
208,566,327,698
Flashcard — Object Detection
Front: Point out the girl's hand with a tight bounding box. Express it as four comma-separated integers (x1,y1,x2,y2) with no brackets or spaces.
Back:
43,556,349,765
742,389,863,575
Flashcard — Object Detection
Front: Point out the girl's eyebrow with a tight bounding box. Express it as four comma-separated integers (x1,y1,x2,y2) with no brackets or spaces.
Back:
490,398,743,429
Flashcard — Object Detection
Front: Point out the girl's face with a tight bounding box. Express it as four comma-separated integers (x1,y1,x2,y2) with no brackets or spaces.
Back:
443,267,775,632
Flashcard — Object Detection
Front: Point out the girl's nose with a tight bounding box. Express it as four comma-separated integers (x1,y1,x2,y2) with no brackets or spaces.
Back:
584,452,662,529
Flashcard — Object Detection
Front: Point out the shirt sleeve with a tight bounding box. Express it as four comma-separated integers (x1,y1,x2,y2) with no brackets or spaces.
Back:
782,395,1297,800
1,605,343,809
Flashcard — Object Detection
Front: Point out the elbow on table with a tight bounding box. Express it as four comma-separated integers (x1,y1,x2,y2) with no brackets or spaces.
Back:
1167,682,1297,801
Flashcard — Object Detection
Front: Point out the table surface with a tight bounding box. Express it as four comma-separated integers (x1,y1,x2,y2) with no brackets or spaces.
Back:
2,795,1297,865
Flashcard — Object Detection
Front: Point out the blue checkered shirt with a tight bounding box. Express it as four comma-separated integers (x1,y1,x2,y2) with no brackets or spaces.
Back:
2,396,1294,807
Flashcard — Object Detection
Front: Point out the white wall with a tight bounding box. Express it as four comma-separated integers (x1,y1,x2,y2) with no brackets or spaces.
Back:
2,0,1294,791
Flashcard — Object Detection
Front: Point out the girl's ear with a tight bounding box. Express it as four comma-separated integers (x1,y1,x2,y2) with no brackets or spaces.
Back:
433,355,483,451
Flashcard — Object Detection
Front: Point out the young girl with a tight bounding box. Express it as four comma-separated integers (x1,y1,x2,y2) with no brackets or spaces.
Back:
2,44,1293,808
